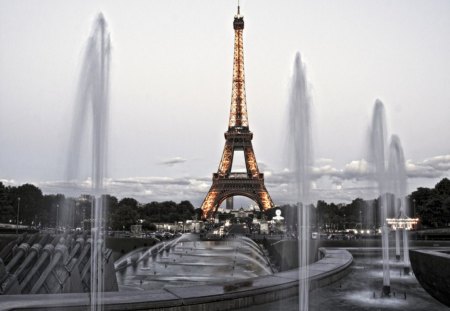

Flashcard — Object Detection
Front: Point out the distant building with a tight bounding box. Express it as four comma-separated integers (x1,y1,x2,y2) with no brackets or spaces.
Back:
226,197,234,210
230,207,254,219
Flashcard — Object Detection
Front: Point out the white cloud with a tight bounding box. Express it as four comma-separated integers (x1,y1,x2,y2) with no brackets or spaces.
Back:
423,155,450,170
315,158,334,165
405,154,450,178
10,154,449,207
0,179,16,185
341,159,370,180
405,160,441,178
311,164,340,178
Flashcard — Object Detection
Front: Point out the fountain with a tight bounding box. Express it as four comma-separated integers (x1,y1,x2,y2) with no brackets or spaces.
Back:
287,52,313,311
0,14,115,305
369,100,412,295
395,224,401,260
114,234,273,291
387,135,411,273
66,13,111,310
368,99,391,295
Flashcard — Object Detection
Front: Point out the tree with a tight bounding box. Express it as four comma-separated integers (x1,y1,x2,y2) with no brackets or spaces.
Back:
443,197,450,227
41,194,65,227
411,178,450,228
424,198,444,227
194,208,203,220
177,200,195,220
435,178,450,196
345,198,365,227
141,202,161,222
12,184,43,226
110,205,139,230
0,182,14,223
104,195,118,228
118,197,138,209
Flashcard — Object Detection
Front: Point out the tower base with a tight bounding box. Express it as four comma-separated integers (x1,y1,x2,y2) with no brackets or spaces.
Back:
201,173,273,219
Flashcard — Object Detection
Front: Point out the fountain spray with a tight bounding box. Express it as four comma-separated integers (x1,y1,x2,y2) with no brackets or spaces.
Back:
368,99,391,295
66,13,111,311
287,52,313,311
387,135,410,273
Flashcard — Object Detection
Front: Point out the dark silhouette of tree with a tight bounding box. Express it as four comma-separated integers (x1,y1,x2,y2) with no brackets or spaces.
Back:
435,178,450,195
118,197,138,209
3,178,447,231
11,184,43,226
0,182,14,223
111,205,139,230
411,178,450,227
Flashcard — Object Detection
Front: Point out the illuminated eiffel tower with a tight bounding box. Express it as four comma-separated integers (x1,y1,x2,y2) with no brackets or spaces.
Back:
201,5,274,219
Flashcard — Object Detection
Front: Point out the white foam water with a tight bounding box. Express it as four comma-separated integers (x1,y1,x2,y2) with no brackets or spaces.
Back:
287,52,313,311
66,13,111,311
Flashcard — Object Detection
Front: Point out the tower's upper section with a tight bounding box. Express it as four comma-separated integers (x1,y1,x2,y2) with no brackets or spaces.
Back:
228,5,248,130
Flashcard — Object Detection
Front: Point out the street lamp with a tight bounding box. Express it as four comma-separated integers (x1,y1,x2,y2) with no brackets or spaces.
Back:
16,197,21,235
343,213,346,230
74,202,79,229
56,204,59,231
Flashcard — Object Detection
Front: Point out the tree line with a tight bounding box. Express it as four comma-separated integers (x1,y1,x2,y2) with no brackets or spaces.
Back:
265,178,450,231
411,177,450,228
0,182,196,231
0,178,448,231
260,197,379,233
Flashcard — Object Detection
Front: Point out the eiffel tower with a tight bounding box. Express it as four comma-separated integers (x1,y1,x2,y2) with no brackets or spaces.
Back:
201,5,274,219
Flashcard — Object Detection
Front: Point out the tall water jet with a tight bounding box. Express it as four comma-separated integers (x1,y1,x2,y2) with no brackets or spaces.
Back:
387,135,410,271
66,13,111,311
368,99,390,295
287,52,313,311
395,223,401,260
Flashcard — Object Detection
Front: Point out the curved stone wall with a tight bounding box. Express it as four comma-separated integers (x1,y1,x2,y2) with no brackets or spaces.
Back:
410,248,450,308
0,248,353,311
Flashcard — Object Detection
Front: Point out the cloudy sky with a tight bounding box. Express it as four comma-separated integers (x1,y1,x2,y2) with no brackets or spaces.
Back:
1,0,449,207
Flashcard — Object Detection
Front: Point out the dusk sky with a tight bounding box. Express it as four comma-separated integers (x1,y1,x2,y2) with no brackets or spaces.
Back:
1,0,449,207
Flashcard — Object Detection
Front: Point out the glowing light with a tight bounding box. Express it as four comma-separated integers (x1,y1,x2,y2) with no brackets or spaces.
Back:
386,217,419,230
199,8,274,220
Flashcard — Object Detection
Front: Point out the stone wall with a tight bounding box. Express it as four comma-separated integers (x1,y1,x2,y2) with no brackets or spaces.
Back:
410,248,450,308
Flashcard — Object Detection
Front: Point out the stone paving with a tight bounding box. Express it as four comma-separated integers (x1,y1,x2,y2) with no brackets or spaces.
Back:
241,253,448,311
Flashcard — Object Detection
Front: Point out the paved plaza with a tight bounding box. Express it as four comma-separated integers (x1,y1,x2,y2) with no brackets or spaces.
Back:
241,252,448,311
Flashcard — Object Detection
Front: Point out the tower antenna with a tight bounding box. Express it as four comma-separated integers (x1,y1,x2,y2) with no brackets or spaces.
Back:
238,0,240,15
